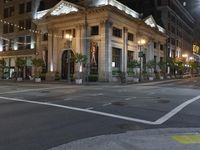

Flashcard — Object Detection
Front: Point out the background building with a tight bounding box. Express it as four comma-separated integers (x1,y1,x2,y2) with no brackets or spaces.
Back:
0,0,41,79
119,0,195,74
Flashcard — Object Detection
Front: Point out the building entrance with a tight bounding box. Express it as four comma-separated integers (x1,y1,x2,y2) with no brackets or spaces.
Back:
62,50,75,80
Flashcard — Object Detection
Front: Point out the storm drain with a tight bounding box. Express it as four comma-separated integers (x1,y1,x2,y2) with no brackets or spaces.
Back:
112,101,127,106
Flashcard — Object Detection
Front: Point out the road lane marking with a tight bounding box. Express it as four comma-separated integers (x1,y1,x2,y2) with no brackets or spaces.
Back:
155,95,200,124
0,86,69,95
86,107,94,110
0,95,200,125
102,103,112,107
0,96,155,125
64,98,73,101
125,97,136,101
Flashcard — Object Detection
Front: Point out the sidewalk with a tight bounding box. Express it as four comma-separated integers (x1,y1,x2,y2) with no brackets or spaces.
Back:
0,78,181,86
0,78,180,87
49,128,200,150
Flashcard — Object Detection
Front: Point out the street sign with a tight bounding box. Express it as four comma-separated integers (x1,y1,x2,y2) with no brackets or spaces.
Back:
138,52,143,57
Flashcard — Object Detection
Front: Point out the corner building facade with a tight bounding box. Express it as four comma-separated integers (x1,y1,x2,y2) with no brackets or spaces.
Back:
35,0,167,82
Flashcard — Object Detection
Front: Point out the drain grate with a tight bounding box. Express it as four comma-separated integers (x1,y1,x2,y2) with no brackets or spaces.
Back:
112,101,126,106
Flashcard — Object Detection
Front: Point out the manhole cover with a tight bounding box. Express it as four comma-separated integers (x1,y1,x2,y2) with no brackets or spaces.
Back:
157,100,170,104
112,101,126,106
119,124,143,130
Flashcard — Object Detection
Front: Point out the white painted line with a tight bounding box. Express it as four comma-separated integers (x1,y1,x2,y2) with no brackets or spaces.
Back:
88,93,104,97
155,95,200,125
125,97,136,101
0,96,155,125
64,98,73,101
102,103,112,107
86,107,94,110
0,86,68,95
0,95,200,125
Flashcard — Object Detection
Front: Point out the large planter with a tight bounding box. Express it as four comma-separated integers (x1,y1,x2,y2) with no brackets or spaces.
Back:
75,79,82,85
160,76,164,80
133,77,139,83
17,77,23,82
35,78,41,83
148,77,154,81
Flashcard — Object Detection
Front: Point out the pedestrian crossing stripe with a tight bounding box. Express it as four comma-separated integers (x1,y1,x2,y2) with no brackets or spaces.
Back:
171,134,200,144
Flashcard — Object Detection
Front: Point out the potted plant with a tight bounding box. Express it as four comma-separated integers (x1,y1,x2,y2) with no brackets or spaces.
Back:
128,60,140,82
158,61,166,80
0,60,5,79
32,58,44,83
74,52,87,84
146,60,156,81
15,58,26,81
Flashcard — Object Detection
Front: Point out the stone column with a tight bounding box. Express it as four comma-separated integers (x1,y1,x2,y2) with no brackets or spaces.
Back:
122,27,128,73
99,19,113,81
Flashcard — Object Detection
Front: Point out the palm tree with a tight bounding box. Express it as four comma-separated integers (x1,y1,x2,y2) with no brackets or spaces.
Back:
15,58,26,79
32,58,44,79
74,52,87,84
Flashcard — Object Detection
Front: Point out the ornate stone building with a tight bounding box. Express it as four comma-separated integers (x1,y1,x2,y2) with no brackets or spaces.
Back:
35,0,167,82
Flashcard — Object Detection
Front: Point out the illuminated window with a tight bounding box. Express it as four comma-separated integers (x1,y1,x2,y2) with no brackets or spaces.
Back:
26,36,31,49
112,48,121,69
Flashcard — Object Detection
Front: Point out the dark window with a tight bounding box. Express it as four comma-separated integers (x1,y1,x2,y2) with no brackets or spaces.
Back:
26,36,31,49
19,3,25,14
18,37,25,50
128,33,134,41
127,51,134,65
158,0,161,6
91,26,99,36
154,42,157,48
26,1,32,12
160,44,164,51
4,8,9,18
112,48,121,69
3,24,9,34
43,33,48,41
26,19,31,29
72,29,76,37
171,38,175,45
113,27,122,38
154,56,157,70
4,7,14,18
3,40,7,51
9,24,14,33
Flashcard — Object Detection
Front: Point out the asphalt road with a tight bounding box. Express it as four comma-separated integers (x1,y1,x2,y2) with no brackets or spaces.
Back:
0,78,200,150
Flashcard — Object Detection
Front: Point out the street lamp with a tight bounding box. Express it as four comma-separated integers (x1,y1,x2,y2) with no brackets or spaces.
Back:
65,33,73,83
138,39,146,82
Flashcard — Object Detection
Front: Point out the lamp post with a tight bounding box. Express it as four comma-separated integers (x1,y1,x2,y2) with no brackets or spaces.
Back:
65,33,73,83
138,39,146,82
